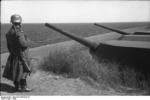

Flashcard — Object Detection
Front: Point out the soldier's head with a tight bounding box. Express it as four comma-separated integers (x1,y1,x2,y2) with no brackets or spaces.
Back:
10,14,22,26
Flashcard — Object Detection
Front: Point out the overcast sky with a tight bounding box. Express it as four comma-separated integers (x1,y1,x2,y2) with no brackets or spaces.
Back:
1,1,150,23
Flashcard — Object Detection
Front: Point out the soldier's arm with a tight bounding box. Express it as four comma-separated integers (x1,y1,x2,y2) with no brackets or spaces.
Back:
17,32,31,49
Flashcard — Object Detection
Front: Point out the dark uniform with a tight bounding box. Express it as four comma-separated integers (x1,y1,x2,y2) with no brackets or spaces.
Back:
3,14,32,92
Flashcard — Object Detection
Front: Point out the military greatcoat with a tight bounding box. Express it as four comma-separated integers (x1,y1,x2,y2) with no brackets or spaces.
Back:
3,25,31,82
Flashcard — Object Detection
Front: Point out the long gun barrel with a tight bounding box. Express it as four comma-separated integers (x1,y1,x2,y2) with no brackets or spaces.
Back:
94,23,130,35
45,23,98,50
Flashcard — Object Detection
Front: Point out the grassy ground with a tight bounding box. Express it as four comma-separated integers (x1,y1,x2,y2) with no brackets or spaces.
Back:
1,43,149,95
38,44,150,93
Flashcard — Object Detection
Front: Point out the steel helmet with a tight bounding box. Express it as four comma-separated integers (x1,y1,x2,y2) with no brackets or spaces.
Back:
11,14,22,24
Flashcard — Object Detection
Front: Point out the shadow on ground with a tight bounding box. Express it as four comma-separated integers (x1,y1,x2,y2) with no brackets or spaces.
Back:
0,83,16,93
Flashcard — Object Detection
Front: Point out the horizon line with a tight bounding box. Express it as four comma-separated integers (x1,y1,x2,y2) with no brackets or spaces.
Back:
1,21,150,24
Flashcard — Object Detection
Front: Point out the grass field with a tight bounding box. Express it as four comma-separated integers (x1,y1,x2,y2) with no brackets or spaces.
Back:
1,22,150,53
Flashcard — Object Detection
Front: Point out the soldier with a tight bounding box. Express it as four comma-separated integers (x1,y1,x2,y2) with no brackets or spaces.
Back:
3,14,32,92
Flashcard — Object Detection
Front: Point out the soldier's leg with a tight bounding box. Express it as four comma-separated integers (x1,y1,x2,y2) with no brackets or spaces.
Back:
20,72,32,92
13,81,21,91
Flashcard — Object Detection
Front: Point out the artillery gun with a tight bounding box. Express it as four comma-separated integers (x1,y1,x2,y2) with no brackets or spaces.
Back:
45,23,150,77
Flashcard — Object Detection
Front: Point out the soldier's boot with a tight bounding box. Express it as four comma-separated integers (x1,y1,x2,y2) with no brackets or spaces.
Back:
13,81,21,91
20,79,32,92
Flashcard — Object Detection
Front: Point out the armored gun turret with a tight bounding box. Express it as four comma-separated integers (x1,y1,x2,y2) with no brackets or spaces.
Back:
45,23,150,77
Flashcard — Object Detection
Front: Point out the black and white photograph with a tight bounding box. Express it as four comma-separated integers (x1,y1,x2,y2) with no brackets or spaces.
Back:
1,0,150,99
